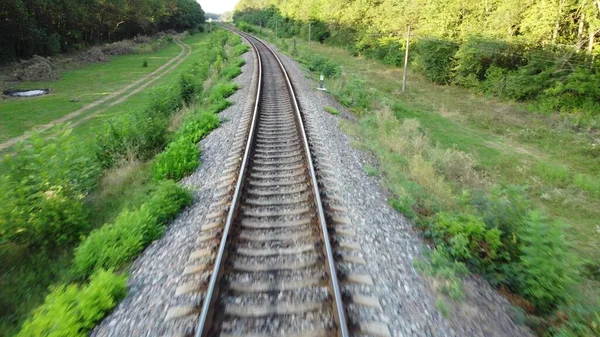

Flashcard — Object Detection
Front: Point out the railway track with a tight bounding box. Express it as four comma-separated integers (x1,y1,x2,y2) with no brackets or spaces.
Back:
163,28,390,337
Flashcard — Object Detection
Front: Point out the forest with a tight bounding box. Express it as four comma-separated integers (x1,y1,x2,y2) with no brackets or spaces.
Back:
234,0,600,119
0,0,205,62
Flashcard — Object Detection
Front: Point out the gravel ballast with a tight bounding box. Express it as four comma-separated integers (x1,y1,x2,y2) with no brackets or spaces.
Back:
92,35,532,337
91,49,254,337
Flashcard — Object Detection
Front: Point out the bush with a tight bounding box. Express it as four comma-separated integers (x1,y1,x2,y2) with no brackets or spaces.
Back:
0,131,101,249
176,110,220,143
143,180,193,229
96,109,168,167
72,209,148,277
72,181,191,277
415,248,468,300
336,77,375,114
536,161,571,187
233,44,249,56
16,269,126,337
413,39,458,84
516,212,579,311
221,61,243,80
308,55,341,78
207,82,238,103
430,212,502,267
154,138,200,181
146,84,182,118
453,37,526,85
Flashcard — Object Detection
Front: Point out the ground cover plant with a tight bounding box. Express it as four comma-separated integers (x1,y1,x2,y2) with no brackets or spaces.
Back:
0,27,247,336
239,22,600,337
0,40,182,144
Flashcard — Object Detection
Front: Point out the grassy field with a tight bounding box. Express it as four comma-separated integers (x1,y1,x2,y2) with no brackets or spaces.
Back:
0,39,182,143
297,39,600,268
0,32,216,336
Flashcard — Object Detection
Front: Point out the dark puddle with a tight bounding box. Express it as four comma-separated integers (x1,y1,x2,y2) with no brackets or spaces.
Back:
3,89,51,97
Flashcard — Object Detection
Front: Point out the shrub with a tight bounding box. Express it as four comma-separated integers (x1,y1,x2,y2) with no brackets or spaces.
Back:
470,185,531,262
143,180,193,230
324,106,339,115
176,110,220,143
335,77,375,114
207,83,238,104
431,212,502,266
153,138,200,181
0,131,100,249
515,212,579,311
16,269,126,337
415,248,468,300
221,62,242,80
234,44,249,57
308,55,341,78
412,38,458,84
146,84,182,118
96,109,168,167
72,181,191,277
179,72,202,105
453,37,526,85
72,209,148,277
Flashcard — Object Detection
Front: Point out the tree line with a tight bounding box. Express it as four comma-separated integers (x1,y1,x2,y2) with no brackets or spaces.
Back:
0,0,205,62
235,0,600,53
234,1,600,118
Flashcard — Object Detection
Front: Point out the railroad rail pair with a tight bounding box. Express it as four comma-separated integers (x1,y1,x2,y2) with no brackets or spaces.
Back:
164,27,390,337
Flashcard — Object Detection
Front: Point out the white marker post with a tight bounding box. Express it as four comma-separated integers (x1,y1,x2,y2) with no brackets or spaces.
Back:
317,74,327,91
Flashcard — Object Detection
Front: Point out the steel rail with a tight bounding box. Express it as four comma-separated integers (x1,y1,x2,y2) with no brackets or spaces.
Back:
194,29,263,337
195,25,349,337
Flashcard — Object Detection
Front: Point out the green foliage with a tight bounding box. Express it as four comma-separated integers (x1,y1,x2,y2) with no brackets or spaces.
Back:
142,59,148,68
143,180,193,228
176,110,220,143
72,209,148,277
233,44,249,56
573,174,600,197
153,138,200,181
413,39,458,84
96,109,169,167
146,84,183,118
536,161,571,187
1,0,204,62
308,55,341,78
335,77,375,115
416,248,468,300
16,269,126,337
221,62,243,80
72,181,191,277
208,83,239,104
324,106,339,115
430,212,502,266
516,212,580,311
0,131,101,249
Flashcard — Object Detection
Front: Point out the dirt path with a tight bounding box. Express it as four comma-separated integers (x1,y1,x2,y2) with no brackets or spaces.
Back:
0,39,192,151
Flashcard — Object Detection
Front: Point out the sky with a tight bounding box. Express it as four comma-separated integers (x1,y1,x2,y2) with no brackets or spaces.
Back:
198,0,239,14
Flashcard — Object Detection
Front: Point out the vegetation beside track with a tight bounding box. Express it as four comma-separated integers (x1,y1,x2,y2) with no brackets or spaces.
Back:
0,28,248,336
237,23,600,337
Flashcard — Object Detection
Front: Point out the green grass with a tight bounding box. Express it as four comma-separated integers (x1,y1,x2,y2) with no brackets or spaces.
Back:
284,37,600,269
325,106,339,115
0,42,183,143
0,30,239,336
69,34,212,140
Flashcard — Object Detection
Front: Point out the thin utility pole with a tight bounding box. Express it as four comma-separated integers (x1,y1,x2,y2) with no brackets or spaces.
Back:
276,20,278,38
308,21,312,50
402,24,411,93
